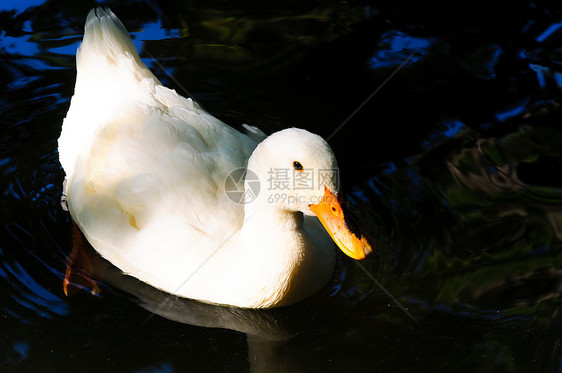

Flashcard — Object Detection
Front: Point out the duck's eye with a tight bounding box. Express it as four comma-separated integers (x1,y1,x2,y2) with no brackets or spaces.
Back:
292,161,304,171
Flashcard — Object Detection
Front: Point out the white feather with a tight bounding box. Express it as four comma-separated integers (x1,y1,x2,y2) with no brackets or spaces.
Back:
58,9,339,308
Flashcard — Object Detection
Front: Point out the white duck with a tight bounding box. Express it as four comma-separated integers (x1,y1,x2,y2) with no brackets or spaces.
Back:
58,8,372,308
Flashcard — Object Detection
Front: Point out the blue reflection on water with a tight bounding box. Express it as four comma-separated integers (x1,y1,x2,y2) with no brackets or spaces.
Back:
12,341,30,362
134,21,180,71
443,120,464,138
0,157,13,169
8,58,65,73
536,22,562,43
135,21,180,42
367,178,383,197
0,0,44,12
495,97,530,122
1,260,69,319
555,72,562,88
481,45,503,79
7,76,40,89
133,21,180,51
382,162,397,175
529,63,550,88
423,120,466,148
135,362,174,373
45,35,82,56
521,20,534,34
350,187,369,204
370,31,434,69
4,307,30,324
1,35,40,56
3,341,31,364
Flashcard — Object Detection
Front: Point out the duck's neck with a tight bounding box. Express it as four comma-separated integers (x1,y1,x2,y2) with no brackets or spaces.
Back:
241,197,304,247
236,196,333,308
240,207,304,272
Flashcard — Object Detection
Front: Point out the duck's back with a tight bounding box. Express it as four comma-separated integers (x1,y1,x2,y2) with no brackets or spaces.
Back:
58,9,258,272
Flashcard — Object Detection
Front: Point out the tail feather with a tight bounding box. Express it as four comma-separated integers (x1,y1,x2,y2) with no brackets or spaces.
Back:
79,8,141,70
59,8,160,179
76,8,157,83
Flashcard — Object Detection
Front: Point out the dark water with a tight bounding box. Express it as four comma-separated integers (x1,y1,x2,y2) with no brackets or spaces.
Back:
2,0,562,371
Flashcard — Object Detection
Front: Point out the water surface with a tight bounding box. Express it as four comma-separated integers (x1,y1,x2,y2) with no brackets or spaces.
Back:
2,1,562,372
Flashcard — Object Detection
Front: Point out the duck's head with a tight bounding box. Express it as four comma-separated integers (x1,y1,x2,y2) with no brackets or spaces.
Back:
246,128,373,260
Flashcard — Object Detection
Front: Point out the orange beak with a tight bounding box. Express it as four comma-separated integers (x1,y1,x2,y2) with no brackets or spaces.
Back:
310,186,374,260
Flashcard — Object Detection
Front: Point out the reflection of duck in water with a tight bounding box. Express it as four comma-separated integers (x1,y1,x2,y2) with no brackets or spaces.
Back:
58,9,373,308
74,240,303,373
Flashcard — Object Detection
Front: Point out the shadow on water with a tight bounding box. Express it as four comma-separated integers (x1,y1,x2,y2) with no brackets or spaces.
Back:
2,0,562,371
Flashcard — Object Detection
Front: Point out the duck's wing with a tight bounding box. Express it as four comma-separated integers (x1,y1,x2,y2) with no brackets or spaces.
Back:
59,9,258,255
242,124,267,143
